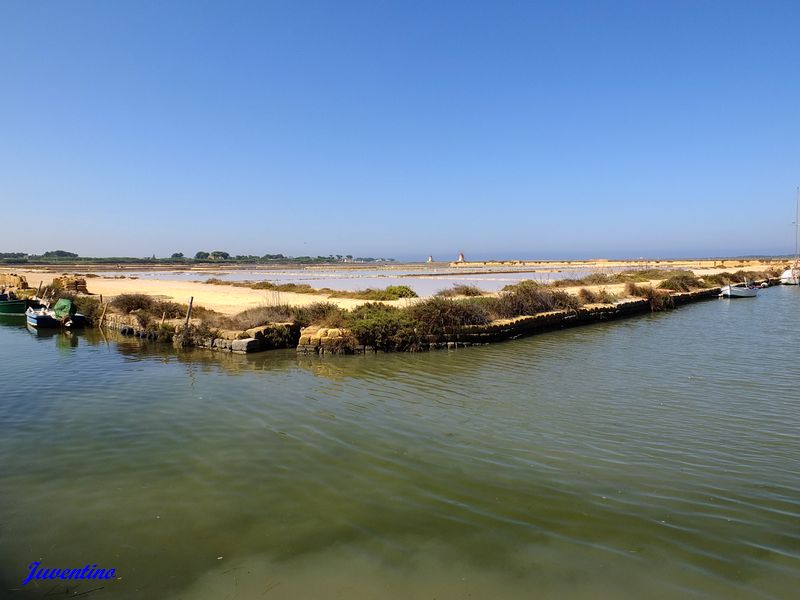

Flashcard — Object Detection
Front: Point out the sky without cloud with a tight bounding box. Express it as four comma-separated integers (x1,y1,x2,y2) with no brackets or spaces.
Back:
1,0,799,261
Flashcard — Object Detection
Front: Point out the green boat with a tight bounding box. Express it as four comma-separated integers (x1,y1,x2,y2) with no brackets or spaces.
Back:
0,293,26,315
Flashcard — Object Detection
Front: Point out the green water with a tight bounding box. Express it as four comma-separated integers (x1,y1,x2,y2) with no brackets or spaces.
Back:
1,288,799,599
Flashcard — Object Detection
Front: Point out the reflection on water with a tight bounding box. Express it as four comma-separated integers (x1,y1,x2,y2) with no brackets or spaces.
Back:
0,288,799,599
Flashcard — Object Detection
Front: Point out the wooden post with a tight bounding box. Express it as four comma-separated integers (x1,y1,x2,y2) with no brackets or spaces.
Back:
98,302,109,328
184,296,194,326
160,311,166,328
99,294,103,305
36,281,43,298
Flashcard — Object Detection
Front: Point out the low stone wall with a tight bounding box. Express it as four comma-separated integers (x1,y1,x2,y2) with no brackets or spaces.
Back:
181,322,301,354
297,326,360,355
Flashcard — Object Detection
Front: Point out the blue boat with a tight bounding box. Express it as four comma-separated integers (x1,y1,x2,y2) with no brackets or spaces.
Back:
26,299,85,329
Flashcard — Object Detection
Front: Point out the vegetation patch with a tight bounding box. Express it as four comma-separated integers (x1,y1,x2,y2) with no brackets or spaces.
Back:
577,288,618,304
624,283,674,311
345,303,420,351
658,274,704,292
491,280,580,318
204,278,418,300
435,284,485,297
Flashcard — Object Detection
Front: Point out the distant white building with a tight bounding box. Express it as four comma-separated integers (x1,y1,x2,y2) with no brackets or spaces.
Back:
457,251,465,262
426,255,433,263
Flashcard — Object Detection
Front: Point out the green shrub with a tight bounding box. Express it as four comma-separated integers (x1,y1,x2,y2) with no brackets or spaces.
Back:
111,293,155,313
407,297,491,337
346,303,419,351
324,332,359,354
383,285,418,298
436,284,484,297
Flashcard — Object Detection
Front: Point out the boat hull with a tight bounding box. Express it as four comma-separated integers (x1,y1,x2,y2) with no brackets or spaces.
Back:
25,307,85,328
719,285,757,298
0,300,27,314
779,269,800,285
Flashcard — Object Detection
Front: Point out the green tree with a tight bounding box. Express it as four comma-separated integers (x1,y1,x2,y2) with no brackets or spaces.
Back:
171,252,184,258
194,251,210,259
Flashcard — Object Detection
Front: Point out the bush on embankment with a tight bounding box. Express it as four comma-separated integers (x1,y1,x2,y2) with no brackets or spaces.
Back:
624,283,674,311
657,274,704,292
109,293,188,328
577,288,618,304
435,284,485,297
553,269,694,287
491,280,580,318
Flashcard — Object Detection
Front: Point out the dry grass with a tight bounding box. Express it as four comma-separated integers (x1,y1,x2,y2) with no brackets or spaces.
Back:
435,284,485,297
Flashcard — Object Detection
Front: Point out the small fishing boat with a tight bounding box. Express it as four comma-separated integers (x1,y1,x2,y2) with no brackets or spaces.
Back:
0,292,27,315
26,298,85,329
719,283,758,298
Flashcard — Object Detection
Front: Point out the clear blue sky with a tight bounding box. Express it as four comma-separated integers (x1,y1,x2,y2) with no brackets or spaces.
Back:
2,0,799,261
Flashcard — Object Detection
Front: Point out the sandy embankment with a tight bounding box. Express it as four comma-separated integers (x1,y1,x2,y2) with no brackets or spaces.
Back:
3,258,782,315
4,270,408,315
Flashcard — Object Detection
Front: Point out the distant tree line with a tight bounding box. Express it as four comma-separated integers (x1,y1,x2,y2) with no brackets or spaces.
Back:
0,249,394,265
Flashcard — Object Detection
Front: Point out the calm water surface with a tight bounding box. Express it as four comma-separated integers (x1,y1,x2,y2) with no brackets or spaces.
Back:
1,288,798,599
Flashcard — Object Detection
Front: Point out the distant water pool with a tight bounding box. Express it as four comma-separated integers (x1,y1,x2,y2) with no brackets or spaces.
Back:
90,265,637,295
1,287,798,598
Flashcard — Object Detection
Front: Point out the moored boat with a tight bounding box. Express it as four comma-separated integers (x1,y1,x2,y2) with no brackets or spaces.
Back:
0,296,27,314
26,299,86,329
719,284,757,298
779,263,799,285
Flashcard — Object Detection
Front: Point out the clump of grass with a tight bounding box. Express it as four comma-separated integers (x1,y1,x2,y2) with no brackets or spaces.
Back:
553,273,611,287
491,280,579,318
295,302,348,328
624,282,674,311
110,293,155,313
221,305,295,330
435,284,485,297
577,288,617,304
658,274,703,292
701,272,736,286
701,270,771,287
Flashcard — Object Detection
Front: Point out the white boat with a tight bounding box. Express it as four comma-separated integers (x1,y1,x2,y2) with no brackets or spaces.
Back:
780,265,800,285
719,284,757,298
780,187,800,285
